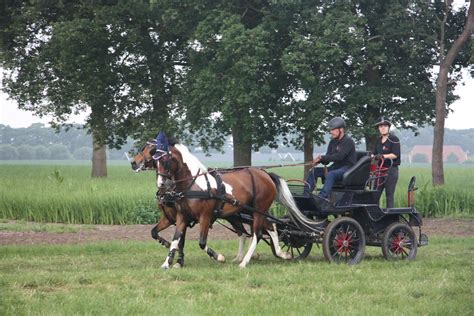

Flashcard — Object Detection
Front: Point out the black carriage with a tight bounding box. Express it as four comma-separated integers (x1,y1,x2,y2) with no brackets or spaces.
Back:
229,151,429,264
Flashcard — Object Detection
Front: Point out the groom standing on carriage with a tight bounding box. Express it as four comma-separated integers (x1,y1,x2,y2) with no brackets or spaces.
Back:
304,117,357,210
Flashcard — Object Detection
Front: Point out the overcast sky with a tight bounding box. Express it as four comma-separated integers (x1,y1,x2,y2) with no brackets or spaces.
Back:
1,72,473,130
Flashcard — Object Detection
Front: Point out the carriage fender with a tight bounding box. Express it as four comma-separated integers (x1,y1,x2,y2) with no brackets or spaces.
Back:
409,212,423,227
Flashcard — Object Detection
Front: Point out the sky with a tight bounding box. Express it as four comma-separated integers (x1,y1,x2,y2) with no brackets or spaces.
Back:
1,73,473,130
1,0,473,130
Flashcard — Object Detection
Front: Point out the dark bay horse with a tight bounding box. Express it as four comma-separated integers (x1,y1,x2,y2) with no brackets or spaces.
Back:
129,140,253,267
154,133,301,268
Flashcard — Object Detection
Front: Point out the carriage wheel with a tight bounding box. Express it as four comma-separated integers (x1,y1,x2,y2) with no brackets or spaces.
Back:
382,222,417,260
323,217,365,265
279,239,313,260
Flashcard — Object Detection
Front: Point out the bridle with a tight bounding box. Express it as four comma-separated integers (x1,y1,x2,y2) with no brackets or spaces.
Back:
132,142,157,171
155,149,209,193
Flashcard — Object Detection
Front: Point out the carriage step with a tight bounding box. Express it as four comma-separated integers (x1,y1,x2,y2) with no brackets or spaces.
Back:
418,233,429,246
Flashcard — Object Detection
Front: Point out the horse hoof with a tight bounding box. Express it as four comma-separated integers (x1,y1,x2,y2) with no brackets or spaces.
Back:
173,263,183,269
251,253,261,260
284,252,293,260
232,256,243,263
239,262,248,268
217,254,226,263
161,263,170,270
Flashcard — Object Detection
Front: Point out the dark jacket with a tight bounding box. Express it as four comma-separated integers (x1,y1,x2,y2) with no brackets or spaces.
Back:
320,134,357,169
374,134,401,167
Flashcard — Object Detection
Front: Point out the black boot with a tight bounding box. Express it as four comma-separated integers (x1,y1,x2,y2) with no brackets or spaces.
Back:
313,195,335,212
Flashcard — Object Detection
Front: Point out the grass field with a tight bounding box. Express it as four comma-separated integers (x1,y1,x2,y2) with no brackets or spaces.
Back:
0,162,473,224
1,237,472,315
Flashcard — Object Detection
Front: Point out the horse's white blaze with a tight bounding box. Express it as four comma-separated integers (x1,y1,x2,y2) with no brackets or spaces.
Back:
239,233,258,268
161,238,180,269
268,228,292,260
156,161,165,188
174,144,233,194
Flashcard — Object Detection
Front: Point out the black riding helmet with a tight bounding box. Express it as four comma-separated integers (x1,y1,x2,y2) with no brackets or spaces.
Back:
328,117,346,130
374,116,392,127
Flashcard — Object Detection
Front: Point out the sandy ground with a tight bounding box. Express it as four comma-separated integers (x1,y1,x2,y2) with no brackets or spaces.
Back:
0,218,472,246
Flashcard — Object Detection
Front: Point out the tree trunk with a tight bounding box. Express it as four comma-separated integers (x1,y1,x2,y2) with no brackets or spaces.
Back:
433,0,474,186
232,127,252,167
303,131,314,179
91,131,107,178
365,133,378,153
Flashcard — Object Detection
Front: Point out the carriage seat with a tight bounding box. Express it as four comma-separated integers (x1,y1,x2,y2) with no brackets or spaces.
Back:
333,151,371,190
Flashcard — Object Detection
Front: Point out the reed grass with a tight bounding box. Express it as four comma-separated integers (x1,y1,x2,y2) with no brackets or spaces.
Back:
0,163,472,224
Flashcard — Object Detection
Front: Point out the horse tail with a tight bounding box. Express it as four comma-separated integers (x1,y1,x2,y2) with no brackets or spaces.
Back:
268,173,326,232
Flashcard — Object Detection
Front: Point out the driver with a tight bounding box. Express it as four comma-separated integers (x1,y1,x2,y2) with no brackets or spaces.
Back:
304,117,356,210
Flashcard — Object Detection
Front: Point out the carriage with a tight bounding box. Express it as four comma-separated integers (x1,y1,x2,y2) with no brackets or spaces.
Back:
129,137,428,267
227,151,429,264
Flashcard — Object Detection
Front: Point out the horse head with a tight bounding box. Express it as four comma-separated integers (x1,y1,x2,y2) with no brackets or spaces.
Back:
129,140,157,172
154,132,202,192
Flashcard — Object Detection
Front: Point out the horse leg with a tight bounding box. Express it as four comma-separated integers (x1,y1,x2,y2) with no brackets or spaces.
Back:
161,217,187,270
174,227,187,268
233,234,247,262
225,218,250,262
239,214,265,268
267,223,292,260
199,214,225,263
151,217,172,248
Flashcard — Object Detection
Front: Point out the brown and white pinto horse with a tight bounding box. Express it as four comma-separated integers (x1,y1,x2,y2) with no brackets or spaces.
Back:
129,140,253,267
155,139,301,268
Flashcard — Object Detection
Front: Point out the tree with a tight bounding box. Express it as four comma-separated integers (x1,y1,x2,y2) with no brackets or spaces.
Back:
181,1,295,166
34,145,50,160
432,0,474,185
49,144,71,160
73,147,93,160
16,144,31,160
0,1,197,176
0,145,18,160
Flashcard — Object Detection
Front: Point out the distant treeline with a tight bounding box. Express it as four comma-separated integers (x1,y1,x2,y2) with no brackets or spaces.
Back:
0,123,473,160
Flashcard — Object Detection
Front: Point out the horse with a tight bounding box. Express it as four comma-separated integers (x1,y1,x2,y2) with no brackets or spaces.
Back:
154,132,302,268
128,139,254,267
127,141,157,172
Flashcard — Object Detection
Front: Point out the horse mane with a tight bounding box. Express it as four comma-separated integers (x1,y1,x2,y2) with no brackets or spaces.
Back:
174,143,208,174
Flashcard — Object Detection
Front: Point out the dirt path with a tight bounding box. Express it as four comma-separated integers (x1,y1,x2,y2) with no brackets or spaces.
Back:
0,218,472,246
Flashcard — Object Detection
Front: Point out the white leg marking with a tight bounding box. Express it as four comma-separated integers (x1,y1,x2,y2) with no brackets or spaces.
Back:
205,245,226,263
268,229,292,260
161,238,180,269
239,233,258,268
233,235,247,262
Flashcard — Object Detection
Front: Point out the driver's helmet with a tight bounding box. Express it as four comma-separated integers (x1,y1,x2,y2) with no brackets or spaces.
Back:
374,116,392,127
328,117,346,130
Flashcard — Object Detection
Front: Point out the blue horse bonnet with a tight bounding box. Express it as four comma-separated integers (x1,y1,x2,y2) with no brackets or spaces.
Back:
156,131,169,152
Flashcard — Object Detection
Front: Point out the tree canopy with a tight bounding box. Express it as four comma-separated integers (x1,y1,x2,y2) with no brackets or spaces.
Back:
1,0,472,171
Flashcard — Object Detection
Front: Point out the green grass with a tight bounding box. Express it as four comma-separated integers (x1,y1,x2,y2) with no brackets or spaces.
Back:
0,164,473,224
1,237,472,315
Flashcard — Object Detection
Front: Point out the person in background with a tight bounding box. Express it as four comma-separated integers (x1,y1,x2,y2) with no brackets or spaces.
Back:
372,116,401,209
304,117,356,210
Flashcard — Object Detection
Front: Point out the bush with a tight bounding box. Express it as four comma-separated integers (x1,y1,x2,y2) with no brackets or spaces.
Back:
35,145,50,159
412,153,428,163
73,147,92,160
49,144,72,160
446,152,459,163
0,145,18,160
16,144,32,160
